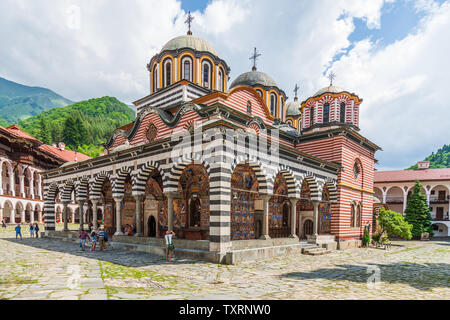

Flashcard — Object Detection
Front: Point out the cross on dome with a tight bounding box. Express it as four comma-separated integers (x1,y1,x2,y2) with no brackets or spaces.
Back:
249,47,261,71
328,71,336,86
294,83,299,101
185,11,194,35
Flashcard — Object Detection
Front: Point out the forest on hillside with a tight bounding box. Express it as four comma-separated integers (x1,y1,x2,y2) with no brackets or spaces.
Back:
18,96,135,158
407,144,450,169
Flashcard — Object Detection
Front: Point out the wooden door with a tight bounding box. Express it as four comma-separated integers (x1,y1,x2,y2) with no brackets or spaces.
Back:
436,207,444,220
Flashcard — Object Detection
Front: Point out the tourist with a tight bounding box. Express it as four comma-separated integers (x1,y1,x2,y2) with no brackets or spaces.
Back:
90,230,97,252
1,218,6,229
165,230,175,262
29,223,34,238
88,222,93,234
79,229,89,251
15,224,22,240
34,223,40,238
98,228,106,251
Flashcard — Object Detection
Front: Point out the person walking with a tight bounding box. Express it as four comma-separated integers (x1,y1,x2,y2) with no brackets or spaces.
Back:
34,223,40,238
29,223,34,238
98,228,106,251
15,224,22,240
1,218,6,229
79,229,89,251
165,230,176,262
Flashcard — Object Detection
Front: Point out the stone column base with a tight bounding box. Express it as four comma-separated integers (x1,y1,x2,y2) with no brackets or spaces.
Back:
259,234,271,240
289,234,299,239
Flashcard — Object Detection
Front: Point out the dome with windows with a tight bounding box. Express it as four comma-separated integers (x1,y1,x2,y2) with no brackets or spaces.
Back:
229,70,278,90
161,35,219,57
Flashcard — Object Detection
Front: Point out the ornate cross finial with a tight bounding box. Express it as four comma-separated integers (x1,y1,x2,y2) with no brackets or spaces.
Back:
185,11,194,35
328,71,336,86
294,83,299,100
249,47,261,71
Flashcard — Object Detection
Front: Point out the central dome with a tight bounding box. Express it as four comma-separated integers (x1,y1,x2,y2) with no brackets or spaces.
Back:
161,35,218,57
313,85,345,97
229,70,278,89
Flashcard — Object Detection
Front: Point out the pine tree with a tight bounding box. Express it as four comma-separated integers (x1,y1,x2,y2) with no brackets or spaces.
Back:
404,180,434,238
39,118,52,144
62,115,80,148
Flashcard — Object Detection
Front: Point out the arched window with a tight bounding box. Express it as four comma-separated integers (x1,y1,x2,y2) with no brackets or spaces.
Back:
152,64,158,93
270,93,277,116
182,57,193,82
323,103,330,124
286,120,293,127
218,67,224,91
280,98,284,121
350,203,356,227
340,102,346,122
256,89,263,98
310,106,314,125
356,203,362,227
202,61,212,89
163,59,172,88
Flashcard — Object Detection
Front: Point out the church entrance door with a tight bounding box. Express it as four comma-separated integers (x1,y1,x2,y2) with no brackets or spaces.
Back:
304,219,313,236
148,216,156,237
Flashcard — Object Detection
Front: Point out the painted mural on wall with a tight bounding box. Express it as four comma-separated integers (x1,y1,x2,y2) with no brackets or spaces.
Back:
122,176,136,228
174,164,210,230
319,203,331,233
101,179,114,236
299,180,313,211
269,173,289,230
231,163,259,240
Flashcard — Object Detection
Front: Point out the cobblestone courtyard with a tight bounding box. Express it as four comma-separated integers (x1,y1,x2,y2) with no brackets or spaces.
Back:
0,230,449,300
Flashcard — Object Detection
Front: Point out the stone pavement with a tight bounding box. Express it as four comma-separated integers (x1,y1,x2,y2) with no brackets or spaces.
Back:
0,231,449,300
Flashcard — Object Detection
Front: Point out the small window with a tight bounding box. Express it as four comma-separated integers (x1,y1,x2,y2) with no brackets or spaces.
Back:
323,103,330,124
354,162,360,180
340,102,346,122
182,58,192,81
202,62,211,89
310,107,314,125
256,89,263,98
350,203,355,227
270,93,277,116
164,60,171,88
152,64,158,93
247,100,252,114
218,68,224,91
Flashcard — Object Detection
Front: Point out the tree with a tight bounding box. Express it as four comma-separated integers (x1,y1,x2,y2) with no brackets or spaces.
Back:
404,180,434,238
39,118,52,144
378,208,413,240
62,115,80,148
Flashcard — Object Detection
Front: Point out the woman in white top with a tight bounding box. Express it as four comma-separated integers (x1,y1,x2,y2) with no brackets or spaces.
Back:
165,230,175,262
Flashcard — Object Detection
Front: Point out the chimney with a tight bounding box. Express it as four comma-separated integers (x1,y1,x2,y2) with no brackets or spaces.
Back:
58,142,66,150
52,143,57,148
417,161,430,170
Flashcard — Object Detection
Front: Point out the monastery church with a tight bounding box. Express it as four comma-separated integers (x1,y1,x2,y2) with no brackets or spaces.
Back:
42,20,380,263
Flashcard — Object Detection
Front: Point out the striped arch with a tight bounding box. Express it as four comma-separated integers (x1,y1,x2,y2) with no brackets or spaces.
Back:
324,179,338,202
268,166,300,198
90,171,112,200
231,156,268,195
76,176,90,201
165,156,210,193
112,166,133,198
301,175,321,201
43,182,60,231
61,179,76,202
133,160,163,196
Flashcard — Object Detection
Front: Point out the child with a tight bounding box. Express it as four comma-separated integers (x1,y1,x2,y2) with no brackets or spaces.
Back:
79,229,89,251
90,230,97,251
15,224,22,240
29,223,34,238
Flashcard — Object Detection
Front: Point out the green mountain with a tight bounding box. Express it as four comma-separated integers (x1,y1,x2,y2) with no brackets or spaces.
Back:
0,77,73,123
19,96,135,158
407,144,450,169
0,115,11,127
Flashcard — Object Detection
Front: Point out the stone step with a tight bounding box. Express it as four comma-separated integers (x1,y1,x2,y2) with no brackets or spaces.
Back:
302,247,332,256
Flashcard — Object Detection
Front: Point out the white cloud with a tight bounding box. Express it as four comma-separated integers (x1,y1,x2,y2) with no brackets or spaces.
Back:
0,0,448,170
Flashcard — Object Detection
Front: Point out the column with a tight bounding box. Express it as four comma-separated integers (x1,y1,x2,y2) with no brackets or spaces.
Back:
78,200,85,229
426,189,431,206
38,210,42,223
0,208,3,224
313,201,319,237
9,170,14,196
290,199,298,238
92,200,98,230
30,208,34,224
20,208,25,223
19,175,25,198
0,164,3,195
165,192,174,232
29,174,34,200
10,208,15,224
382,189,387,204
71,210,75,224
402,191,408,214
63,202,69,231
38,176,43,200
114,198,123,235
260,195,271,240
134,195,143,237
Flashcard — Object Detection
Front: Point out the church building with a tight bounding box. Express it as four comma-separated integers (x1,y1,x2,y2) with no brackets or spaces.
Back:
41,20,380,263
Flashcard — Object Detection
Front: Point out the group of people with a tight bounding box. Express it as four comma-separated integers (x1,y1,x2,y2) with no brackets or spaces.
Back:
123,224,136,236
79,227,108,252
14,223,40,240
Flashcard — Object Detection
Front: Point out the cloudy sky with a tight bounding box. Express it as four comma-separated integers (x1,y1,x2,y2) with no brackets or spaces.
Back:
0,0,449,171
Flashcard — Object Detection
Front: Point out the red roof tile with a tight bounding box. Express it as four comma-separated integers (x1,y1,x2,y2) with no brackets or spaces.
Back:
374,168,450,183
4,125,42,143
38,144,91,162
